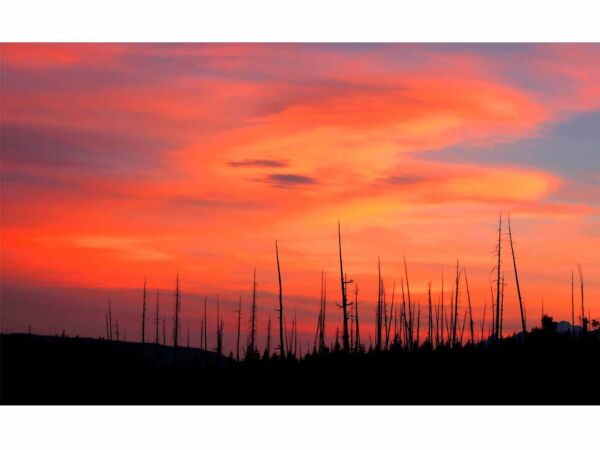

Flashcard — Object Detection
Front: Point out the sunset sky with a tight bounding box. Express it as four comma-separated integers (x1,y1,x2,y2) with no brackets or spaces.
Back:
1,43,599,351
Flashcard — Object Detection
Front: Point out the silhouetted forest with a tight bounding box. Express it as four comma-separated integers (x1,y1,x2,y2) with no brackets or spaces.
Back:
1,316,599,404
1,217,599,404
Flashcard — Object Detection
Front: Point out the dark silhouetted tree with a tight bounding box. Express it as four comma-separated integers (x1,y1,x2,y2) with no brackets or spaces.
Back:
108,299,113,341
247,269,258,358
463,268,474,345
275,240,285,358
235,295,242,361
264,313,271,359
173,272,181,348
338,221,351,352
215,296,223,357
495,214,502,341
578,263,586,334
354,282,361,352
427,281,433,345
203,297,208,352
155,290,160,345
141,277,147,344
451,260,461,347
571,270,575,335
508,215,527,337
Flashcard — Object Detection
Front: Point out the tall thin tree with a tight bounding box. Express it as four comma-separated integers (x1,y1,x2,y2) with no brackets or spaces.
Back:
427,281,433,345
173,272,181,348
508,215,527,338
338,221,351,352
215,296,223,357
265,314,272,358
155,290,160,345
578,263,585,333
571,270,575,334
108,299,113,341
463,268,474,345
141,278,147,344
495,214,502,341
248,269,258,356
275,240,286,358
236,295,242,361
376,258,383,351
403,257,413,346
321,273,328,352
354,282,361,352
451,260,461,347
203,297,208,352
105,313,109,340
440,272,444,346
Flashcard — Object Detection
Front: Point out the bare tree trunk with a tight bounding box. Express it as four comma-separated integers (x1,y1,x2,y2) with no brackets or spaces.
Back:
349,301,354,351
451,260,460,347
315,271,327,353
284,317,291,355
203,297,208,352
489,280,495,341
400,277,407,349
459,310,468,346
508,215,527,338
236,295,242,361
385,280,395,350
427,282,433,345
275,241,286,358
265,313,271,358
173,272,181,348
200,313,204,350
495,214,502,341
354,283,360,352
500,273,505,338
108,299,113,341
141,278,147,344
155,290,160,345
376,258,382,351
440,272,444,347
314,274,323,353
338,222,350,352
293,309,298,357
578,263,586,333
416,304,421,349
435,299,440,347
215,296,223,357
444,297,450,346
248,269,258,356
463,268,474,345
571,270,575,335
480,301,487,343
322,274,327,351
105,313,109,340
403,257,413,348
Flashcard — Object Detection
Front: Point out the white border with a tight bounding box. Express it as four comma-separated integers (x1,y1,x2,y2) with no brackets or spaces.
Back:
1,0,600,42
0,406,598,449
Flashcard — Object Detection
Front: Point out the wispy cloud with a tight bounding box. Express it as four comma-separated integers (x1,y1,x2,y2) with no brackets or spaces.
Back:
263,173,316,187
228,159,288,168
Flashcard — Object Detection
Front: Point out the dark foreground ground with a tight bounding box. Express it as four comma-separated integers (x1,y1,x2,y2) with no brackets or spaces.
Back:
1,330,599,405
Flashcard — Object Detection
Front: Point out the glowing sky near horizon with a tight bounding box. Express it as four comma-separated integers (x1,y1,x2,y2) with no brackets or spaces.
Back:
1,44,599,350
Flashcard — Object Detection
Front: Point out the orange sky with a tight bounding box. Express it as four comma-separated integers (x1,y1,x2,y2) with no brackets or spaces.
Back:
1,44,599,351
